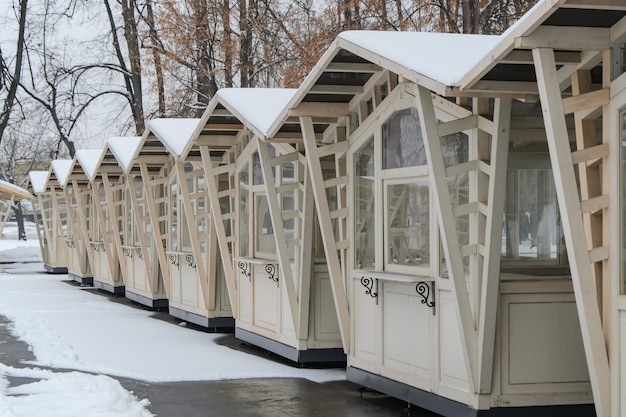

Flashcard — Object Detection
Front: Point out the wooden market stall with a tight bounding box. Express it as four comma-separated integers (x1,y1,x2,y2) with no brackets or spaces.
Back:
144,118,234,329
27,170,56,268
106,135,168,309
51,158,93,285
29,167,68,273
0,179,32,239
184,88,344,363
75,148,125,294
257,0,626,414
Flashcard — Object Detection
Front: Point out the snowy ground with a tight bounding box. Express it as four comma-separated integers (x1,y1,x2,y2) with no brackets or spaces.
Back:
0,235,345,416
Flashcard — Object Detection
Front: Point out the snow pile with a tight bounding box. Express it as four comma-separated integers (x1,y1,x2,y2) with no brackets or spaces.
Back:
0,238,41,263
0,365,153,417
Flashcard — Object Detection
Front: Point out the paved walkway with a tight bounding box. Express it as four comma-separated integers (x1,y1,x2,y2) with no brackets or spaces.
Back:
0,308,436,417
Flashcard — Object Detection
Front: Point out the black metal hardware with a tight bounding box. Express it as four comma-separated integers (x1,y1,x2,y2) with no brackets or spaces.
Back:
415,282,436,315
168,253,179,268
266,263,278,286
185,254,196,269
360,276,378,304
237,260,250,280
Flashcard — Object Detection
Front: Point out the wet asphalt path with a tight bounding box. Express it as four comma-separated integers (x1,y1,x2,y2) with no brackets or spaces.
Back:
0,299,437,417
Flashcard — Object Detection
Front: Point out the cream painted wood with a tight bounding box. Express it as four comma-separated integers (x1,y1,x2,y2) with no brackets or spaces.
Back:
90,185,119,288
64,186,91,278
477,98,512,394
175,161,210,309
200,146,238,316
256,138,299,335
126,175,155,297
140,163,171,297
533,47,609,417
301,116,350,352
102,174,128,283
297,169,315,339
416,85,476,392
49,189,69,268
72,182,95,277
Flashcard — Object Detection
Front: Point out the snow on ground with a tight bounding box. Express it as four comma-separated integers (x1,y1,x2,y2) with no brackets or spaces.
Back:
0,236,345,416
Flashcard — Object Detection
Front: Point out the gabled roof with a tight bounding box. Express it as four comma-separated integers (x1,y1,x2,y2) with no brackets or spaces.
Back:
177,88,297,160
75,149,105,182
458,0,626,95
0,179,33,200
50,159,74,188
28,171,50,195
148,118,201,158
107,136,142,174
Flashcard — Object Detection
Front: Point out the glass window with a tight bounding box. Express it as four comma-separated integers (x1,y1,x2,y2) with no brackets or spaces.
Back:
255,194,276,255
386,181,430,268
382,107,427,169
354,137,376,269
239,166,249,257
501,153,567,268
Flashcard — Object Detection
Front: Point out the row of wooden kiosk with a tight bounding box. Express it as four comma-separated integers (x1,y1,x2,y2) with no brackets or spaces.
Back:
24,1,626,415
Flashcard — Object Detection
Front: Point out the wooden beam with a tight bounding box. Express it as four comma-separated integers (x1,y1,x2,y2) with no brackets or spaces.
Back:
102,174,128,282
297,165,315,339
139,163,171,299
126,174,155,294
194,135,237,148
416,86,477,393
71,181,95,277
462,80,539,95
175,161,211,309
562,88,609,115
562,0,626,10
309,85,363,95
300,116,350,352
91,184,118,286
200,145,238,317
325,62,382,73
288,102,349,118
502,49,581,64
533,47,609,417
257,138,300,335
518,27,610,51
477,98,511,394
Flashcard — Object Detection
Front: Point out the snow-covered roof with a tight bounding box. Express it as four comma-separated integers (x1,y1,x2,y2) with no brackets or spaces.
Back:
107,136,142,173
215,88,298,136
148,118,200,158
75,149,105,182
50,159,74,188
338,31,500,87
28,171,50,194
0,179,33,200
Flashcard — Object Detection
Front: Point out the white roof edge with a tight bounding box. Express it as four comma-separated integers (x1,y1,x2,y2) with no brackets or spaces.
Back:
75,149,105,182
0,179,33,200
50,159,75,188
28,171,51,194
107,136,142,173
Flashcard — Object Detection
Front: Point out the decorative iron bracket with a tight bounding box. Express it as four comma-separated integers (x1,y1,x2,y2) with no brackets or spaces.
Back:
266,263,278,287
185,254,196,269
135,248,143,260
237,261,251,281
415,282,436,315
168,253,179,269
360,276,378,305
123,247,133,258
91,242,99,252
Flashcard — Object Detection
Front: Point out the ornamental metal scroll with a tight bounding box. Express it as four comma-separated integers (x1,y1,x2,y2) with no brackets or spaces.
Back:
266,263,278,286
237,261,251,281
168,253,179,269
415,282,436,315
360,276,378,305
185,254,196,269
123,247,133,258
90,242,99,252
135,248,143,260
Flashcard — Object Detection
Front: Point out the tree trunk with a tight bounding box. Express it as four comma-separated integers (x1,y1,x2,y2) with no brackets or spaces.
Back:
145,0,165,116
0,0,28,145
120,0,145,134
13,200,26,241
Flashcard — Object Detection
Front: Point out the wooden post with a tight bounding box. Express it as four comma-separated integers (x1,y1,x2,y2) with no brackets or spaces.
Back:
533,47,609,417
297,166,315,339
72,181,95,275
175,160,211,309
477,98,511,393
300,116,350,353
256,137,300,335
416,85,478,393
199,145,238,317
138,164,172,298
102,174,128,282
126,174,154,294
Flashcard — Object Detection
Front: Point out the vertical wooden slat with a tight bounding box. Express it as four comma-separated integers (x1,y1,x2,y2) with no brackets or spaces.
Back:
256,138,300,334
300,116,350,353
126,174,154,294
297,167,315,339
102,174,128,282
416,85,477,393
533,47,609,417
175,161,211,309
72,181,95,276
200,145,238,317
477,98,511,393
